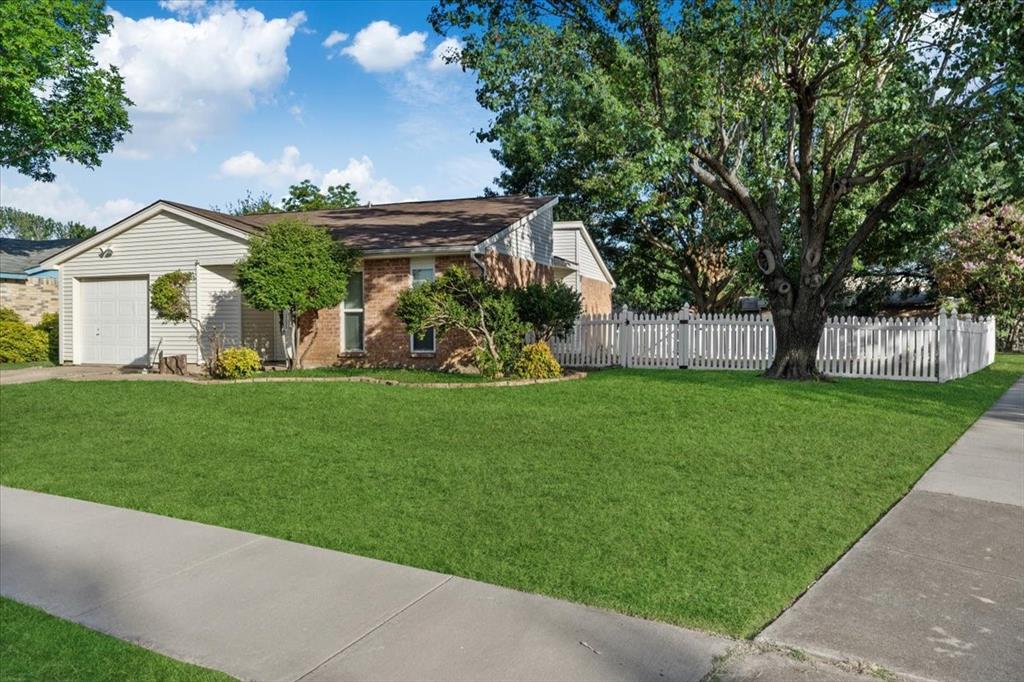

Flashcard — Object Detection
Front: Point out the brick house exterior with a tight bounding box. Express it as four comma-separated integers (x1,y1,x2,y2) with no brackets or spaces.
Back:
39,197,615,369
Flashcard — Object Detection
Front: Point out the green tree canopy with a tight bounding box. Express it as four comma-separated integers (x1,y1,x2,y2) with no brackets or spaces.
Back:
433,0,1021,378
0,0,132,181
214,190,281,217
281,180,361,212
0,207,96,240
236,218,357,369
935,204,1024,351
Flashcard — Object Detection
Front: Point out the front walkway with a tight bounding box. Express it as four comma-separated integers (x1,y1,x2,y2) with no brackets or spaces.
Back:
760,378,1024,681
0,486,728,682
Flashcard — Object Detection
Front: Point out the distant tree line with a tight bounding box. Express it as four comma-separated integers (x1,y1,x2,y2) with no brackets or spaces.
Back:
0,207,96,240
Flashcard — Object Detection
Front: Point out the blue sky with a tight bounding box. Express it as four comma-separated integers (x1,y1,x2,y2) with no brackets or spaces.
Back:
1,0,500,228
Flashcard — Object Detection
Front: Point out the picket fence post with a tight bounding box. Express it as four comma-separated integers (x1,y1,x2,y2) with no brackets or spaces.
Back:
679,306,690,368
937,311,949,382
619,309,632,368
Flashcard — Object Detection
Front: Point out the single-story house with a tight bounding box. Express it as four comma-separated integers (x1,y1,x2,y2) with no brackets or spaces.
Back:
39,195,614,369
1,237,83,325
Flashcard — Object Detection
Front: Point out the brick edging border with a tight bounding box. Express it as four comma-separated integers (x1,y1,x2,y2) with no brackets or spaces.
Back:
207,370,588,388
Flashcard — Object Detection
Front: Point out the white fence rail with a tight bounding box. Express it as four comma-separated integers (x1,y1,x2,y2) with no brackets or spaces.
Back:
549,310,996,382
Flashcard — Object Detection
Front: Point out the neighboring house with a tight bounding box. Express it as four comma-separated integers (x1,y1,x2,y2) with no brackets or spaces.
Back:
0,238,82,325
39,196,614,368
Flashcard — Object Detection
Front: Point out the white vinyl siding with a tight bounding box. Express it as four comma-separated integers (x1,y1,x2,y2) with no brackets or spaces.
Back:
58,211,253,364
491,206,554,266
553,222,612,285
197,265,242,360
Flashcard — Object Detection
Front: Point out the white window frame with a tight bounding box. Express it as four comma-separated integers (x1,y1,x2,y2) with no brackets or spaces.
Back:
341,269,364,353
410,257,436,353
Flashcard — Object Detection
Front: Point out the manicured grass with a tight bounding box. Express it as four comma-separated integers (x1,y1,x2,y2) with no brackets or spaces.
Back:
2,355,1021,637
0,361,54,372
259,366,491,382
0,598,231,682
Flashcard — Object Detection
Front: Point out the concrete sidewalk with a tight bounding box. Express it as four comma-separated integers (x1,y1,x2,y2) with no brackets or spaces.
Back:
0,486,729,682
761,378,1024,682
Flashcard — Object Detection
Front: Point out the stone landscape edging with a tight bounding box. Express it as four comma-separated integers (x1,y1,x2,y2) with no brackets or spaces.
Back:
206,370,588,388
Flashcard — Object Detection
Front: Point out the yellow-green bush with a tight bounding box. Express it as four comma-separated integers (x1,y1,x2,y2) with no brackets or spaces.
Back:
0,307,23,324
35,313,59,363
513,341,562,379
0,320,50,363
212,346,262,379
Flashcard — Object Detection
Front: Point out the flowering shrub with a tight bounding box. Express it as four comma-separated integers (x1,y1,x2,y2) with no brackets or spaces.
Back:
513,341,562,379
212,346,262,379
935,204,1024,350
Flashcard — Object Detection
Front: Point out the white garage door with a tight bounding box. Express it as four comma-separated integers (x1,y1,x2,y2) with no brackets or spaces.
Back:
80,278,150,365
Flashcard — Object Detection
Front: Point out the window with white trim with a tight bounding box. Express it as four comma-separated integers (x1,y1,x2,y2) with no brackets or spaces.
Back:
410,258,435,353
341,271,364,352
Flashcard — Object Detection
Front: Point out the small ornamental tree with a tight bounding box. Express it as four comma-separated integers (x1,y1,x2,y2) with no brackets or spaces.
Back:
396,265,529,377
150,270,219,369
512,281,582,342
236,218,357,369
934,204,1024,351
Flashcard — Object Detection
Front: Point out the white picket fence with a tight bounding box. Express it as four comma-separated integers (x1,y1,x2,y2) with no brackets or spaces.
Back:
549,310,996,382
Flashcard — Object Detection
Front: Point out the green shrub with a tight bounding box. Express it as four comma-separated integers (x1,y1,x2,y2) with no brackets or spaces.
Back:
212,346,262,379
0,307,23,324
35,313,59,363
513,341,562,379
0,320,49,363
396,265,529,379
512,281,582,341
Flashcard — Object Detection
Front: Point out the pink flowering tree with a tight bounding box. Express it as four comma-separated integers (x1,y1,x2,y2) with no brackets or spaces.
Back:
935,205,1024,351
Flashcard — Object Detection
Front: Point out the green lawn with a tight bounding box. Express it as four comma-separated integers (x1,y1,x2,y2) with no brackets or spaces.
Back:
0,598,230,682
1,355,1020,638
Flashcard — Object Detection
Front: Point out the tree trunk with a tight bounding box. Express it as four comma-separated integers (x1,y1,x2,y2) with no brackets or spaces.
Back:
290,310,301,370
765,298,826,380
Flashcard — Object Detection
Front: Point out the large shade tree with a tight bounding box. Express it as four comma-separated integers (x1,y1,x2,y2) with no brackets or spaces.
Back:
0,0,132,181
432,0,1021,378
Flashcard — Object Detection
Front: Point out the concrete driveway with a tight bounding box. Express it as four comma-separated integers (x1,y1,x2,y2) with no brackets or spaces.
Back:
0,365,189,385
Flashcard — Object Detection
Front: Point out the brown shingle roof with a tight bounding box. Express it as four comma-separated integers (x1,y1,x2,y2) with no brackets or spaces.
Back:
165,195,557,252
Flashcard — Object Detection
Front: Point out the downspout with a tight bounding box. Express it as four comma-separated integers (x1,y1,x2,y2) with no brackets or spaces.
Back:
470,245,488,282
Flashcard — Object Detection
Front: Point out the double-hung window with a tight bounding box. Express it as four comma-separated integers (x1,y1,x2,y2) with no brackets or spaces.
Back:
410,258,435,353
341,271,364,352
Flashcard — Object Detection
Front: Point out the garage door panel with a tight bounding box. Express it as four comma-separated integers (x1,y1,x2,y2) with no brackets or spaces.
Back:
80,278,149,366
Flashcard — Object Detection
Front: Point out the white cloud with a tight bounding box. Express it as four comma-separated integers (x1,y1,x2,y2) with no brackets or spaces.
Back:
219,146,316,186
95,5,305,156
322,30,348,48
428,37,463,71
322,156,403,204
342,21,426,72
217,147,412,205
288,104,303,123
154,0,210,18
2,181,145,229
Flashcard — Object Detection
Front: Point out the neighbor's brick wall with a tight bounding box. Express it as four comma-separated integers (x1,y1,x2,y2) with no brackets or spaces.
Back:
580,276,613,315
0,278,59,325
294,251,558,369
